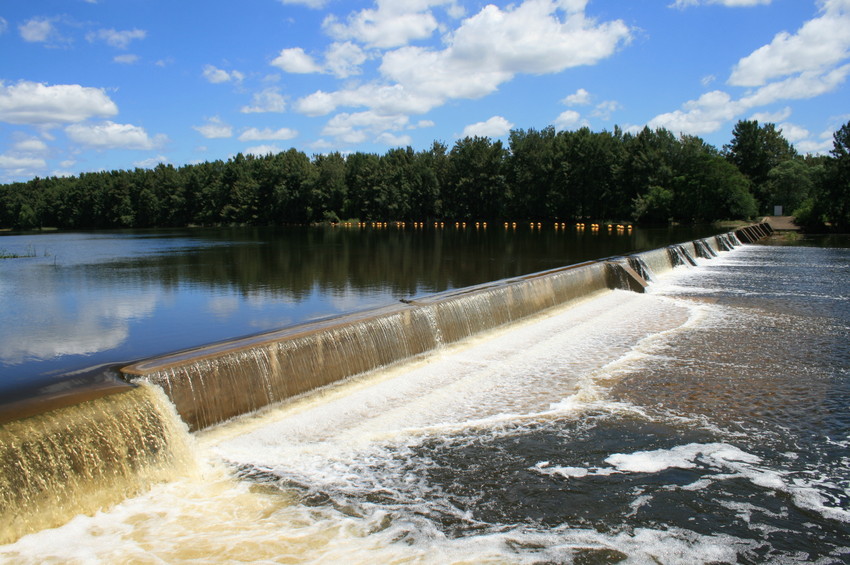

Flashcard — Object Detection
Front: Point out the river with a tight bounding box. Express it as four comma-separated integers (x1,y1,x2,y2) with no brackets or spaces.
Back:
1,229,848,563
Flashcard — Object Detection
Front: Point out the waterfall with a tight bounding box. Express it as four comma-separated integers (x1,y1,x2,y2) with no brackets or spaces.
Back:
606,259,649,293
734,223,772,244
715,233,736,252
627,256,654,283
131,307,440,431
120,225,767,432
0,383,194,544
123,261,615,431
694,239,718,259
668,244,698,267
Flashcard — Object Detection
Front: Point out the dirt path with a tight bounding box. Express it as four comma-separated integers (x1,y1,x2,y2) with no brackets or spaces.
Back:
763,216,800,231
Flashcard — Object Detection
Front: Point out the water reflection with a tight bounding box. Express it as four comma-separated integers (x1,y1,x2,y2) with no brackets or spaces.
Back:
0,225,723,391
1,264,158,365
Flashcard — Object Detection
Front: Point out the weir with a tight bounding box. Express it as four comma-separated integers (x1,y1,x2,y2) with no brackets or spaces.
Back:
120,222,770,432
0,222,773,544
122,259,619,431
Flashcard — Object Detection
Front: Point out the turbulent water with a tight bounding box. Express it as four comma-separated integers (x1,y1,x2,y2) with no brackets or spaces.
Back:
2,242,849,564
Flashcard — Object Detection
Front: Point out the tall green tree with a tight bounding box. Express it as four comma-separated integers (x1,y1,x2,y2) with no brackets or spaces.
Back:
723,120,797,212
820,121,850,231
101,171,135,227
444,136,507,220
150,163,189,226
311,152,347,222
218,154,261,224
411,142,448,220
676,135,756,222
344,152,382,220
194,160,227,225
380,147,416,220
622,127,678,222
508,127,557,219
555,127,623,220
270,149,315,224
763,159,814,215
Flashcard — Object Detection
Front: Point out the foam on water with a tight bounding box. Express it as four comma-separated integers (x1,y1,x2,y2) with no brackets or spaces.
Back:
532,440,850,525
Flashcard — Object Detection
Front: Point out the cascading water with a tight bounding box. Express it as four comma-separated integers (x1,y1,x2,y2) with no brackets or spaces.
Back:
694,238,718,259
0,383,194,544
122,259,618,431
627,255,654,283
715,233,736,251
668,244,699,267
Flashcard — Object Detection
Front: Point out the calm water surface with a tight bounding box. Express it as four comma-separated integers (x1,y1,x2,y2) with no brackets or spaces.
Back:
0,224,720,399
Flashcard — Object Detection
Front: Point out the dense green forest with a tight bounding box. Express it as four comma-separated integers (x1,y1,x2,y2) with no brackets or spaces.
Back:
2,119,848,231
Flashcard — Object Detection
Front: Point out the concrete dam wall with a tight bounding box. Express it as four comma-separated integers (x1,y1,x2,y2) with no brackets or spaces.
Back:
121,224,770,432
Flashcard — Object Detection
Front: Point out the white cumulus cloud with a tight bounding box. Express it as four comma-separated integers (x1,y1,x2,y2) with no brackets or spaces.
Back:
378,1,631,109
12,137,50,155
729,0,850,87
325,42,368,78
591,100,622,120
65,121,167,150
462,115,514,137
562,88,592,106
0,153,48,180
272,42,367,78
739,64,850,107
0,81,118,125
238,127,298,141
291,1,629,122
649,0,850,146
133,155,170,169
321,110,410,143
554,109,587,130
648,90,741,134
776,122,810,143
86,28,147,49
193,116,233,139
375,132,413,146
749,107,792,123
244,144,283,156
0,155,47,171
795,127,836,154
649,59,850,137
294,90,339,116
19,17,57,43
241,88,287,113
323,0,457,49
272,48,324,74
202,65,245,84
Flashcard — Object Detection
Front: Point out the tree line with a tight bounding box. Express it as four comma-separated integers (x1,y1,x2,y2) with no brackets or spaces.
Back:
1,119,848,231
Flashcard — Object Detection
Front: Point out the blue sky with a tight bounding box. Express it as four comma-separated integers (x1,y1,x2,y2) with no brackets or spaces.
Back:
1,0,849,182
